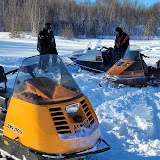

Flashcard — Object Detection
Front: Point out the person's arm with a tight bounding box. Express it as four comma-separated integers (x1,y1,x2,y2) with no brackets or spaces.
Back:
52,32,56,48
120,35,129,48
37,32,41,51
53,35,58,54
114,38,120,49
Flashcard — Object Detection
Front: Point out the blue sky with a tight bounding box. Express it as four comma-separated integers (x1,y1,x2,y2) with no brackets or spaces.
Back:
78,0,160,7
139,0,160,6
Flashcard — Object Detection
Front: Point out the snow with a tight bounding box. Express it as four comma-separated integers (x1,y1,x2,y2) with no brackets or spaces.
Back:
0,32,160,160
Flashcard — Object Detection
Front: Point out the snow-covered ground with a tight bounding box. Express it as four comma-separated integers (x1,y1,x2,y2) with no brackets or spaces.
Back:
0,33,160,160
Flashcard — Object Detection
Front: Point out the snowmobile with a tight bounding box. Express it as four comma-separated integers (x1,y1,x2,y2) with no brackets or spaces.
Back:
70,40,124,72
106,45,160,86
0,54,110,160
69,40,102,62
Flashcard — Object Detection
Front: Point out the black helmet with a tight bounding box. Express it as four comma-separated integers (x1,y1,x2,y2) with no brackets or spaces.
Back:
44,22,52,29
116,27,123,32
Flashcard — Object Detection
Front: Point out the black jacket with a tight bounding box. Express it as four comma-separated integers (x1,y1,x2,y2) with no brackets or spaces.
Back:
114,31,129,50
37,29,58,55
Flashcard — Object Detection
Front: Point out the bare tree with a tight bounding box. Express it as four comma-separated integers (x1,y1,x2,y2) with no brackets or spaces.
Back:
1,0,160,38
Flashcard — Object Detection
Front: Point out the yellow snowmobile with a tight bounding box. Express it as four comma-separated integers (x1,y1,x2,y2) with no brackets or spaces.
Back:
0,54,110,160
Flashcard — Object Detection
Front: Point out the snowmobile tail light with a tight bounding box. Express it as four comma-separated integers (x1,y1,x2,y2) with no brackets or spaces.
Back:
96,56,102,61
66,103,80,115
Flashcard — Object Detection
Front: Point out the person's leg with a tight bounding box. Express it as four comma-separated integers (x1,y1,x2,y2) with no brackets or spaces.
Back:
38,54,49,70
38,54,43,69
43,55,49,70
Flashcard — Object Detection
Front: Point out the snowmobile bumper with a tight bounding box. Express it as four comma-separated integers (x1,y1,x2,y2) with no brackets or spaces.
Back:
106,75,147,86
0,136,110,160
41,138,110,159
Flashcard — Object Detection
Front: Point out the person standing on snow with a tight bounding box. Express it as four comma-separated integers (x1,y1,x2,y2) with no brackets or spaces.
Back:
114,27,129,50
37,23,58,69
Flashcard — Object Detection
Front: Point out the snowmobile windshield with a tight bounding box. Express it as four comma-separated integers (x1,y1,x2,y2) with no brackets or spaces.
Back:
93,40,102,50
13,54,83,104
123,45,141,61
86,42,92,50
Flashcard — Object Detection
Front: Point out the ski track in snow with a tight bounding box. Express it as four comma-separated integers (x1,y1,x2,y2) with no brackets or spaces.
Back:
0,35,160,160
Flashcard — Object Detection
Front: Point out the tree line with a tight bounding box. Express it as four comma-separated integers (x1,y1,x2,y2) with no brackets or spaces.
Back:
0,0,160,38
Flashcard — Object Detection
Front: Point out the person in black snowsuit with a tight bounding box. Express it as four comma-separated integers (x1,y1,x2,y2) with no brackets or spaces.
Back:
114,27,129,50
101,27,129,71
37,23,58,70
37,22,57,55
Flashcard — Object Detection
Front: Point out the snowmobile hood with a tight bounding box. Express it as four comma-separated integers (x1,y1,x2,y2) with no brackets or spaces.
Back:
106,59,134,76
106,45,144,77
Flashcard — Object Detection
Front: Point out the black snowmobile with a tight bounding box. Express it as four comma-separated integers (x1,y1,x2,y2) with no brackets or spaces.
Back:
70,45,125,73
69,40,102,63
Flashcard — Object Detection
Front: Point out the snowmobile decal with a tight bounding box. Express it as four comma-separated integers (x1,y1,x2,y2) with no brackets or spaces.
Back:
7,124,22,135
123,62,130,67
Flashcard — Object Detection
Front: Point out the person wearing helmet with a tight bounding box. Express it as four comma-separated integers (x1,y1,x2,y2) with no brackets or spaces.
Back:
114,27,129,50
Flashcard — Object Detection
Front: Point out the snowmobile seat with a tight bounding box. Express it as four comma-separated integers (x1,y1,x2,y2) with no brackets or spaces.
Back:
0,88,13,110
111,49,125,64
0,66,7,91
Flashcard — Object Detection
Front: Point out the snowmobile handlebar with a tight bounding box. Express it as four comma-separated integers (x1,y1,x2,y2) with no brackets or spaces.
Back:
101,46,113,51
5,68,19,75
140,53,149,58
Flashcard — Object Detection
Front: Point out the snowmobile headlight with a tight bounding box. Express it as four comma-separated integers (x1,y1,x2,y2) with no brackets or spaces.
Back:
66,103,80,115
